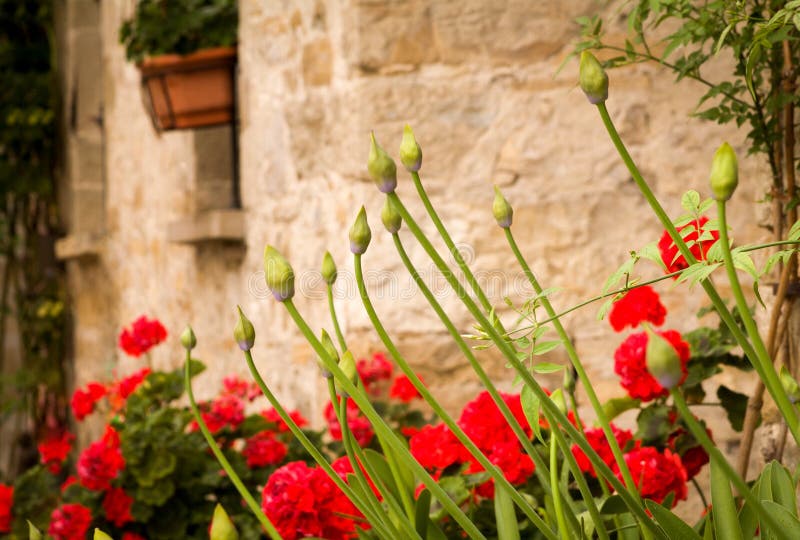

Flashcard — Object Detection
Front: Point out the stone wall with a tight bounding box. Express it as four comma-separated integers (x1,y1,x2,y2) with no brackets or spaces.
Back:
61,0,772,476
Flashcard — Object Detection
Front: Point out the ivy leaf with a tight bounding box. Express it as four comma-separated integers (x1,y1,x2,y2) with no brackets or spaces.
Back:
717,385,748,431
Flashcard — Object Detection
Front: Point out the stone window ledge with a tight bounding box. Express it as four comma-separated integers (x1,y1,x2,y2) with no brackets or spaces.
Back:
167,209,245,244
55,232,105,260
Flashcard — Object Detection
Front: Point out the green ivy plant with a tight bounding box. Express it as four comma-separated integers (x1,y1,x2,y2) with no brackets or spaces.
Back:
119,0,238,63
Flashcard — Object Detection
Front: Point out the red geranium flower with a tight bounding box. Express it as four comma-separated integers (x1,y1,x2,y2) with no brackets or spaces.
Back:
0,484,13,533
191,394,245,434
262,407,308,432
571,424,634,478
77,430,125,491
243,432,288,468
222,375,262,401
48,503,92,540
39,430,75,474
121,534,146,540
71,382,107,421
357,352,393,394
389,374,422,402
118,315,167,357
668,427,711,480
261,461,361,540
103,487,134,527
108,368,151,410
608,285,666,332
409,424,466,472
324,397,374,447
621,447,688,506
658,216,719,274
613,330,690,402
458,391,531,449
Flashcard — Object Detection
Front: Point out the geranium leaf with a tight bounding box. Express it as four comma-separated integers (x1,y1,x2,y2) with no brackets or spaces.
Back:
717,385,748,431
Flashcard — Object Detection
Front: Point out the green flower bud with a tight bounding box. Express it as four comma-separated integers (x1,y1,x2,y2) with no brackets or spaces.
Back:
645,327,683,390
210,504,239,540
335,350,357,395
180,325,197,351
779,365,800,404
349,206,372,254
368,132,397,193
399,124,422,172
321,251,337,285
94,530,113,540
709,142,738,201
549,388,568,415
263,245,295,301
579,51,608,104
233,306,256,351
28,521,43,540
381,197,402,234
319,329,338,378
492,186,513,228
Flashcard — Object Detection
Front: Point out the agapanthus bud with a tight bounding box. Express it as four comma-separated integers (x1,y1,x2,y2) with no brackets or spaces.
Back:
233,306,255,351
319,329,338,378
210,504,239,540
780,366,800,404
549,388,568,414
94,530,113,540
381,197,402,234
709,142,738,201
399,124,422,172
321,251,337,285
579,51,608,104
645,327,682,389
180,325,197,351
492,186,513,228
28,522,43,540
263,245,295,301
368,132,397,193
335,350,357,395
349,206,372,254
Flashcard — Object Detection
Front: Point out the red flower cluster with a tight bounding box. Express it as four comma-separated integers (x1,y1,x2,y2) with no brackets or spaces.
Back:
261,461,361,540
571,424,634,478
262,407,308,432
107,368,151,411
118,315,167,357
389,374,422,402
243,432,288,468
357,352,393,394
71,382,106,421
608,285,666,332
614,330,690,401
102,487,134,527
48,503,92,540
668,428,711,480
623,447,688,506
192,394,245,434
409,424,465,472
77,427,125,491
325,397,374,447
0,484,12,533
658,216,718,274
39,431,75,474
222,375,262,401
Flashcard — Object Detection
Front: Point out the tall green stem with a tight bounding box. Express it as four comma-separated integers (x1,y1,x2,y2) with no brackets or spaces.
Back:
670,389,788,538
504,228,637,497
183,351,281,540
356,250,564,540
550,434,570,540
716,200,800,444
283,299,488,540
327,284,347,351
388,193,665,539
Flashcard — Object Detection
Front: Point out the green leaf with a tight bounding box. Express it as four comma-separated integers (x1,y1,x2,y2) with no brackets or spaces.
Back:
603,257,637,293
532,340,562,356
94,529,115,540
521,385,542,443
731,249,758,280
494,485,521,540
766,460,797,513
717,385,748,431
28,521,43,540
710,459,743,540
602,396,641,421
532,362,564,374
639,241,664,266
779,366,800,403
762,501,800,538
363,449,400,499
681,190,701,214
599,495,628,515
414,489,431,539
644,500,702,540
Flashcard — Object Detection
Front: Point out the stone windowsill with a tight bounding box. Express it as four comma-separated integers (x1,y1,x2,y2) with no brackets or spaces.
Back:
55,232,105,260
167,209,245,244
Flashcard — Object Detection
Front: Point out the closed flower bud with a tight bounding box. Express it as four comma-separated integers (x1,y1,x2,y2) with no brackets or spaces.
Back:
319,329,338,378
28,522,43,540
549,388,568,415
368,132,398,193
233,306,256,351
399,124,422,172
321,251,337,285
336,350,357,395
263,245,295,301
579,51,608,104
349,206,372,254
645,327,682,389
210,504,239,540
180,325,197,351
779,366,800,404
94,531,113,540
709,142,738,201
492,186,513,228
381,197,402,234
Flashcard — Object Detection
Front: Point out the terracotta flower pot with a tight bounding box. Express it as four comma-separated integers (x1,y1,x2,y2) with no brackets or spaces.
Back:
138,46,237,131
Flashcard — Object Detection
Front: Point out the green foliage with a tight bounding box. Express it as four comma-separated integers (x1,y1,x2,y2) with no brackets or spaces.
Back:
119,0,238,62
